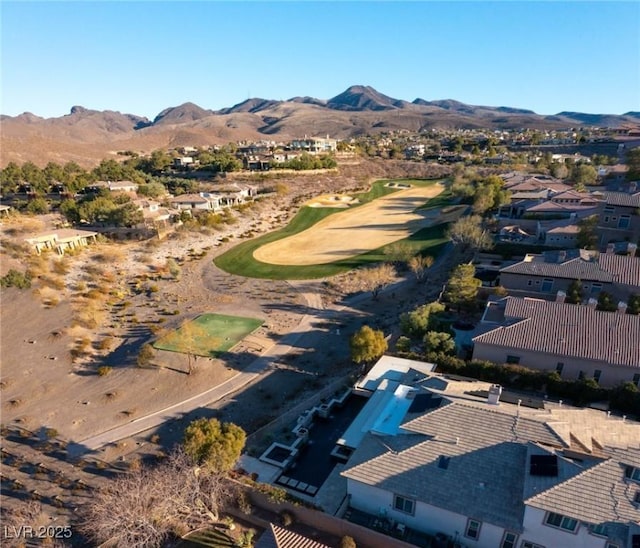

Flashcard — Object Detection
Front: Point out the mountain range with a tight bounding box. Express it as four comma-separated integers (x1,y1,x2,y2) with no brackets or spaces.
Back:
2,85,639,167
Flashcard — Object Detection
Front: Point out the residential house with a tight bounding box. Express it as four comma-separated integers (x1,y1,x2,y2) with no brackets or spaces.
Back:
537,219,580,247
522,190,602,220
89,180,139,193
597,191,640,248
341,380,640,548
472,297,640,387
25,229,98,255
174,156,196,168
131,198,177,228
499,248,640,302
169,193,221,211
289,136,337,154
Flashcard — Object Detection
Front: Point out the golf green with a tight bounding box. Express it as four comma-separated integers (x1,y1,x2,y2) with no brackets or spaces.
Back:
154,313,263,357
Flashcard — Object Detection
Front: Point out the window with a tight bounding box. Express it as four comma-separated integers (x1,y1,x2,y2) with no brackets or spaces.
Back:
578,370,585,380
506,355,521,364
393,495,415,515
591,523,608,537
521,542,545,548
604,216,610,223
619,215,631,229
541,278,554,292
527,280,533,286
605,544,619,548
626,466,640,482
556,362,564,374
634,491,640,505
465,518,481,539
545,512,578,532
591,283,603,294
501,531,518,548
594,370,602,383
634,373,640,387
604,206,615,213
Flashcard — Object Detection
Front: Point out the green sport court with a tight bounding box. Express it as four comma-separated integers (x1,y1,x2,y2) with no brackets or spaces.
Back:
154,313,264,357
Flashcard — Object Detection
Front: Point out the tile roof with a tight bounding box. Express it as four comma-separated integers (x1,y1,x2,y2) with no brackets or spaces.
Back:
255,524,331,548
598,253,640,287
604,191,640,208
500,249,612,282
472,298,640,368
525,447,640,525
342,401,565,530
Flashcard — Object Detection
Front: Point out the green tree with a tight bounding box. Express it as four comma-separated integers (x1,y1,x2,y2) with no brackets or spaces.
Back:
570,164,597,186
25,196,49,214
624,147,640,181
400,301,446,339
576,216,598,250
0,161,23,193
183,418,246,474
566,280,584,304
627,294,640,315
423,331,456,355
43,162,65,184
137,182,166,198
21,161,47,193
109,202,144,227
60,199,81,224
444,264,481,311
349,325,387,364
596,291,617,312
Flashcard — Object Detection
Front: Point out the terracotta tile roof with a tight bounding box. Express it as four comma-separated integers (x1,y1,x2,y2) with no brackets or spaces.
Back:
500,250,613,282
472,298,640,368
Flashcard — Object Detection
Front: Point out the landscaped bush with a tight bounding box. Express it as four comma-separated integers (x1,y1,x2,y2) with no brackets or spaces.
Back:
425,352,639,416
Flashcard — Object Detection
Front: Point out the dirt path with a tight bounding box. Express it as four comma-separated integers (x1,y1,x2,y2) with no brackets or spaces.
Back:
253,184,443,265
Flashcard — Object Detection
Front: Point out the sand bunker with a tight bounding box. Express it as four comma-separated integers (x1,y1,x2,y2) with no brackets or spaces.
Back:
253,184,444,266
306,194,360,208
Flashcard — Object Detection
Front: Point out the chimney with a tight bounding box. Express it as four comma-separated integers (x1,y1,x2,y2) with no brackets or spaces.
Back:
606,243,615,254
630,181,637,192
617,301,628,315
487,384,502,405
587,297,598,309
556,290,566,303
628,243,638,257
558,250,566,262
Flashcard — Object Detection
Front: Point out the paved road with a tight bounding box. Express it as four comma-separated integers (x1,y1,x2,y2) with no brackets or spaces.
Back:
76,315,315,452
76,251,454,454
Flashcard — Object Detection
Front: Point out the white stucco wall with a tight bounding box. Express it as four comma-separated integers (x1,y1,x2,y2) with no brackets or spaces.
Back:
347,479,512,548
521,506,610,548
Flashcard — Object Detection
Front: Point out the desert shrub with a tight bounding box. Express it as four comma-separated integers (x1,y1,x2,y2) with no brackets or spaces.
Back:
340,536,357,548
1,269,32,289
97,366,112,377
280,510,294,526
45,428,59,439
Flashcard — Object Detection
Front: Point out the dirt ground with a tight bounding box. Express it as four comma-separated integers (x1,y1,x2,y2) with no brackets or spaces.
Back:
253,183,444,265
1,159,457,542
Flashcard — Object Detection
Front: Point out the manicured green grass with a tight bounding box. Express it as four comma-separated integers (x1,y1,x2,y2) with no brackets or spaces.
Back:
214,178,451,280
154,313,263,357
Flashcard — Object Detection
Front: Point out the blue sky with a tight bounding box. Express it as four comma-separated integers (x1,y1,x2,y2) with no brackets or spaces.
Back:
2,1,639,119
